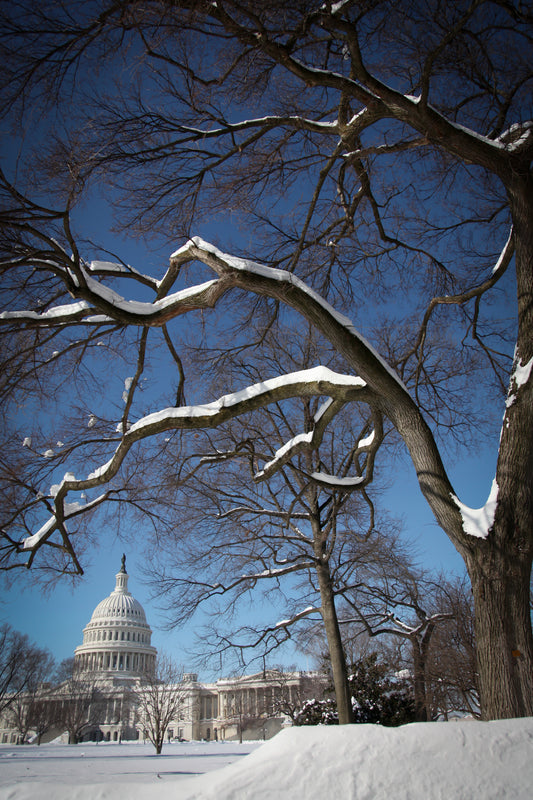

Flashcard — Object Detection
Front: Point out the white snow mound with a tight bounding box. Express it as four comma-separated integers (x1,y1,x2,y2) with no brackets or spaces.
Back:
2,718,533,800
185,719,533,800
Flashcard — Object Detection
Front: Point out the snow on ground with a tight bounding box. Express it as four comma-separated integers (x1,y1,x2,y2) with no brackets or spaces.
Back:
1,718,532,800
0,739,261,791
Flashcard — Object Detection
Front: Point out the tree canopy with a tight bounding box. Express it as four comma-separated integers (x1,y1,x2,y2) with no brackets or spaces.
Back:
0,0,532,720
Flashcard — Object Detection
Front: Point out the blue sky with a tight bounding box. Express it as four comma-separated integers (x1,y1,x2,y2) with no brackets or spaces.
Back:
1,411,495,677
0,186,503,678
0,46,510,681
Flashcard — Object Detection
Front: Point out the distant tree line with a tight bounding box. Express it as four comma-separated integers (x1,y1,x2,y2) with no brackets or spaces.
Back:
0,634,107,745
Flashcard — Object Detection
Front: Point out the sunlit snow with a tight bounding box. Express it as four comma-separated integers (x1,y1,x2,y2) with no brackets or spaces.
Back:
357,430,375,448
451,479,499,539
313,397,334,423
171,238,408,393
1,719,532,800
257,431,314,477
311,472,364,487
22,517,56,550
129,367,366,435
505,352,533,409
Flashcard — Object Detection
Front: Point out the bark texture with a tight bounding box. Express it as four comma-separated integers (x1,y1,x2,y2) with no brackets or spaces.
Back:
316,560,354,725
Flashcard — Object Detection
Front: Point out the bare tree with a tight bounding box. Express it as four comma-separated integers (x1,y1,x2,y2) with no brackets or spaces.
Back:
218,672,306,742
7,649,55,743
28,696,57,745
338,568,481,721
0,624,52,719
223,690,259,744
295,556,475,722
424,578,479,719
342,562,455,722
0,1,532,720
54,659,102,745
267,669,327,727
136,655,185,754
146,340,386,725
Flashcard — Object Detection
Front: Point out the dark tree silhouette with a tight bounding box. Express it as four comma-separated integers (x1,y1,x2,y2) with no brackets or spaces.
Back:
0,1,532,720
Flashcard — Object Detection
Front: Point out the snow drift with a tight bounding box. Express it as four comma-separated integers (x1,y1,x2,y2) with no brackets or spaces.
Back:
1,718,532,800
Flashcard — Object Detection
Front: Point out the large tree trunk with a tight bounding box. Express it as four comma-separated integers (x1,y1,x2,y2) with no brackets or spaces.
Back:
389,170,533,721
316,561,354,724
465,172,533,720
466,539,533,720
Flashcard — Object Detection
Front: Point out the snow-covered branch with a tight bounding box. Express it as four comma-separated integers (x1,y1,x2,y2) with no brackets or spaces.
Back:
275,606,320,629
213,564,315,594
14,365,371,560
1,234,470,566
0,276,223,327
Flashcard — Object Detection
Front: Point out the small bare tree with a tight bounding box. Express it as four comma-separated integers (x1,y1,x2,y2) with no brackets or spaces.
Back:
424,578,479,719
136,655,185,755
343,563,454,722
268,669,328,726
224,691,258,744
28,697,56,745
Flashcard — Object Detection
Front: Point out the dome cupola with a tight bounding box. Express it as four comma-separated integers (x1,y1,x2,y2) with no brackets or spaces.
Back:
74,555,157,681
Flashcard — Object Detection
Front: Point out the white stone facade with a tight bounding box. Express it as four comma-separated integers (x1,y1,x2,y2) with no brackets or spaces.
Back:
74,559,156,679
0,560,327,744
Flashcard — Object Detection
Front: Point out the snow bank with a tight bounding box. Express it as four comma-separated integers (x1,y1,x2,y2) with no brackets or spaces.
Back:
183,719,533,800
1,718,532,800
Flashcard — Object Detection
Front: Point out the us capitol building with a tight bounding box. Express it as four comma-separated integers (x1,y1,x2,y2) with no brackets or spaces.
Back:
1,558,325,744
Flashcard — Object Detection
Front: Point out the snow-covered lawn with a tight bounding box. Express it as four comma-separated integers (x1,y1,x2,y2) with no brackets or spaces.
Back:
1,718,532,799
0,739,262,791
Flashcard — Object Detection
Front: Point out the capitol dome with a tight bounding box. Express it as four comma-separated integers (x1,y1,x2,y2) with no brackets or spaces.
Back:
91,581,147,622
74,556,157,680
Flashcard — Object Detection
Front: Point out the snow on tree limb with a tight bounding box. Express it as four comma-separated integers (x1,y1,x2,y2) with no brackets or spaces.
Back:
311,472,365,488
275,606,319,629
15,366,371,559
450,479,499,540
1,232,409,397
19,492,110,573
0,277,222,327
1,235,473,567
169,238,411,397
211,564,316,596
